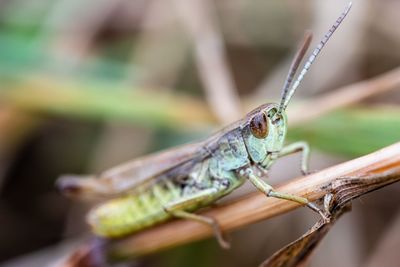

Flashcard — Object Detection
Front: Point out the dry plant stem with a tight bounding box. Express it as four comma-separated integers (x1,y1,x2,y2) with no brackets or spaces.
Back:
288,66,400,125
259,196,350,267
129,0,188,89
58,142,400,267
106,142,400,259
173,0,242,124
44,0,124,66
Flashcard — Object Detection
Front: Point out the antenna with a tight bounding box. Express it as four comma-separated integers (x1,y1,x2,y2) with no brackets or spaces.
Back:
278,31,313,114
279,2,352,113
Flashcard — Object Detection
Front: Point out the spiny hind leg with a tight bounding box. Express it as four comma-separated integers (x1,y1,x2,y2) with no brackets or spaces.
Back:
167,210,230,249
239,168,328,221
279,141,311,175
163,188,230,249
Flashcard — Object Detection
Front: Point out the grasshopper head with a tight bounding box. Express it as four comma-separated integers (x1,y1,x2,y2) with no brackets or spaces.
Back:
240,32,310,165
240,4,351,167
242,103,287,165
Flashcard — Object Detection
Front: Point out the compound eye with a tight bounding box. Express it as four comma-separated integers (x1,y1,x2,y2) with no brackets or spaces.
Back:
250,113,269,139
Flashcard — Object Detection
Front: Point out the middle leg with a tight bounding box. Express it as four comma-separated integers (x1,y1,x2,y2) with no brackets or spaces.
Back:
278,141,311,175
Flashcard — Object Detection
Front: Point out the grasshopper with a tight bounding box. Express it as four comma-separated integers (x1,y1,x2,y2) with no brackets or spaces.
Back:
57,3,351,249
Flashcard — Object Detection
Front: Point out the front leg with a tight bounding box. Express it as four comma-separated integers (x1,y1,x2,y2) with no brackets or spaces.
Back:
279,141,310,175
238,167,327,220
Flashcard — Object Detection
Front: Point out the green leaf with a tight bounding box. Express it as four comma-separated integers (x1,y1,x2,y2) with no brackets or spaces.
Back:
288,107,400,157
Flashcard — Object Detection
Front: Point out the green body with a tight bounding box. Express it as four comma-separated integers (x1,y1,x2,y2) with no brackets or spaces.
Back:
88,158,245,237
88,104,288,237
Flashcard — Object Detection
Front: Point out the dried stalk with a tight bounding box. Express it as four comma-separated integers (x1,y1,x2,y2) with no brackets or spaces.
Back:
173,0,242,123
288,66,400,125
259,163,400,267
59,142,400,266
43,0,125,66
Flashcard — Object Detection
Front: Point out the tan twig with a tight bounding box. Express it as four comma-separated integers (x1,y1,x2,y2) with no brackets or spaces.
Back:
287,66,400,125
173,0,242,124
128,0,189,89
42,0,125,66
59,142,400,266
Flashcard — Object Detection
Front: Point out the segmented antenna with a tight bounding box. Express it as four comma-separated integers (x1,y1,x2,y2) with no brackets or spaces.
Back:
278,31,313,114
279,2,352,113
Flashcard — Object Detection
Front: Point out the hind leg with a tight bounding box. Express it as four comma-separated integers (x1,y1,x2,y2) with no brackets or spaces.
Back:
163,188,230,249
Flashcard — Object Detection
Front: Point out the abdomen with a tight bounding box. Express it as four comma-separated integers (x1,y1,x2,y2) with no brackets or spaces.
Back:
87,159,244,238
87,179,182,238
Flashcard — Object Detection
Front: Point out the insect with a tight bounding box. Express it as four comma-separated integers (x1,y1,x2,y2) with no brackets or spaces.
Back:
57,3,352,249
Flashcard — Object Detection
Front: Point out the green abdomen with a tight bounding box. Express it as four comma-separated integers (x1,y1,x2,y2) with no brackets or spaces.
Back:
87,179,182,238
87,154,246,238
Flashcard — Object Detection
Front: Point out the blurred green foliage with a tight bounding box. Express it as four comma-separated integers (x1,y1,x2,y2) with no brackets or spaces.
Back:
288,107,400,157
0,78,214,128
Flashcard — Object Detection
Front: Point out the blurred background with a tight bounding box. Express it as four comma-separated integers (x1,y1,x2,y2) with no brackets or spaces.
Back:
0,0,400,266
